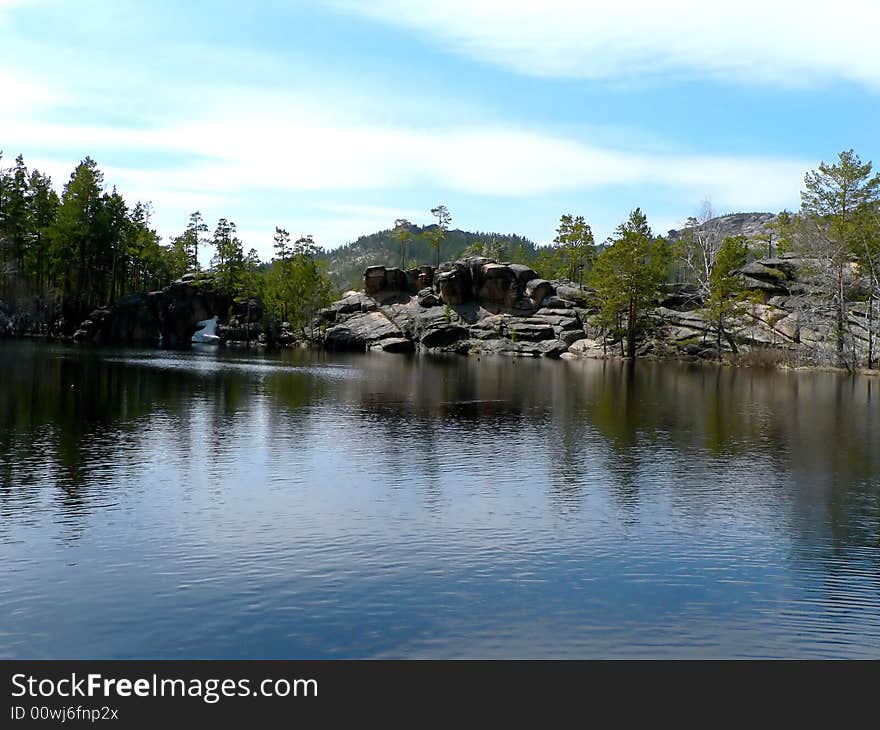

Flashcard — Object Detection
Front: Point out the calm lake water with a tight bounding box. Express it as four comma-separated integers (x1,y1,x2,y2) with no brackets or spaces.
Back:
1,339,879,658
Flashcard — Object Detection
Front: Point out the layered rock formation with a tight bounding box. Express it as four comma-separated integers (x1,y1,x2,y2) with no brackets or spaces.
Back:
313,257,602,358
313,253,875,364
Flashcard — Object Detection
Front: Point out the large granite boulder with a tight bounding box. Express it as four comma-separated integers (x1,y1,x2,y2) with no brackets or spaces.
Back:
364,266,412,299
659,283,702,310
478,264,518,308
324,311,409,351
332,292,377,316
540,295,573,309
653,306,708,330
385,267,410,292
100,295,160,346
564,338,607,359
417,288,441,308
554,285,589,306
160,280,234,348
460,256,494,295
507,318,555,341
436,266,473,305
417,266,435,289
375,337,415,353
364,266,388,295
525,278,554,307
414,307,469,348
508,264,539,290
475,337,567,358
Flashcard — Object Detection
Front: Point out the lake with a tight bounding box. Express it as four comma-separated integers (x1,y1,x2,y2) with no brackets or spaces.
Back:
1,339,879,658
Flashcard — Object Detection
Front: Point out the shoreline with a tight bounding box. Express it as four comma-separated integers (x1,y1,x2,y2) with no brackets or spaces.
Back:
4,331,879,377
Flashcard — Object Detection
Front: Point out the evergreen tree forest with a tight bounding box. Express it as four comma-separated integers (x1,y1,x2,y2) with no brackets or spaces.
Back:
0,152,335,334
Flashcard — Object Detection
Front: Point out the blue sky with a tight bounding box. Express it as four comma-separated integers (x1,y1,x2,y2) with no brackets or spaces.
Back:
2,0,878,262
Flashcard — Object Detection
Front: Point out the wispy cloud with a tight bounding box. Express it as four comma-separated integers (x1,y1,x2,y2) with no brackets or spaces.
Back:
331,0,880,88
1,0,821,255
7,109,808,204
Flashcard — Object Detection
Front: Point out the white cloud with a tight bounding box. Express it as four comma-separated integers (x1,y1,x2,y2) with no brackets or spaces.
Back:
0,69,68,117
331,0,880,87
9,113,807,203
9,109,807,253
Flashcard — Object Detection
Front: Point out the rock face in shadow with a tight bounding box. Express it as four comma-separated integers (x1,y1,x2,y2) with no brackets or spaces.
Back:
73,276,236,349
73,294,160,347
478,264,519,309
160,281,237,348
314,252,870,364
436,266,472,305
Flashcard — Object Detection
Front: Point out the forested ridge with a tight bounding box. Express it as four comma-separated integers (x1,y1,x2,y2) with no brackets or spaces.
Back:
321,227,538,291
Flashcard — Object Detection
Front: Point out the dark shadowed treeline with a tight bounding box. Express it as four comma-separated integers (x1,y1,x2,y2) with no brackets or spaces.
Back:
0,153,187,326
0,152,334,334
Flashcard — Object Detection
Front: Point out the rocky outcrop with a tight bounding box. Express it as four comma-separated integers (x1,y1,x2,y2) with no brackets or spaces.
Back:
73,275,237,349
666,212,778,246
364,265,410,299
313,251,876,365
0,302,12,337
312,260,590,358
73,293,161,346
325,311,412,351
161,280,238,348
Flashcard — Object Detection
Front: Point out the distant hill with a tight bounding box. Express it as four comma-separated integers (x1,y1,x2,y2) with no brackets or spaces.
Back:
319,224,539,291
665,212,778,244
319,213,784,292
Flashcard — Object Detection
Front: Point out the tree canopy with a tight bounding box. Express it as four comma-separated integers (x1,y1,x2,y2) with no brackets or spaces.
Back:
591,208,669,358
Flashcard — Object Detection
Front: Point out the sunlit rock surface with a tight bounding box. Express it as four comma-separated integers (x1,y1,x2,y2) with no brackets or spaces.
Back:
313,251,876,364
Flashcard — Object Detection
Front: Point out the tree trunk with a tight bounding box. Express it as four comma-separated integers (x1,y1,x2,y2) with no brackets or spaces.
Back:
836,266,847,369
626,299,636,359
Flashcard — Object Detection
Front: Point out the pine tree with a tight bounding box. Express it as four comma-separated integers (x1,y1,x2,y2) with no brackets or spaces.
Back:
591,208,669,358
184,211,208,270
705,235,750,361
800,149,880,368
391,219,412,269
211,218,244,294
48,157,105,315
5,155,30,278
25,169,59,292
553,213,595,285
429,205,451,268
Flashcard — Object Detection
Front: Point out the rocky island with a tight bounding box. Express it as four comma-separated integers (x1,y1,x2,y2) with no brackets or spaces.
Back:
312,249,853,364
